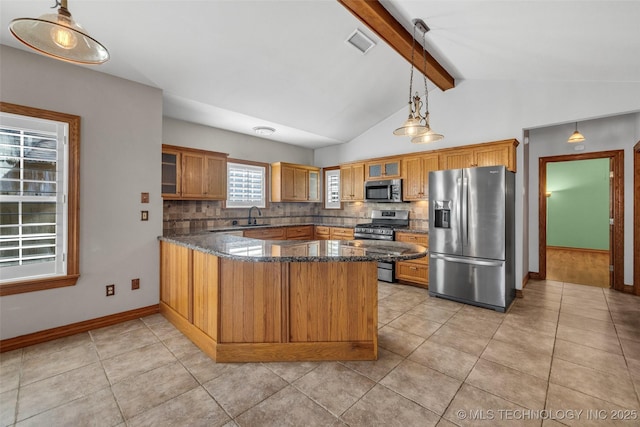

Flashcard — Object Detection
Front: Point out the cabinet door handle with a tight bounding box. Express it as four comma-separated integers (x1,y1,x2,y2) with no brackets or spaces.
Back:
409,267,418,270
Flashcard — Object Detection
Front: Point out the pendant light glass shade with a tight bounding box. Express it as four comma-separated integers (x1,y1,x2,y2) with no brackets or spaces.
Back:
567,122,585,143
9,0,109,65
410,114,443,143
393,115,428,137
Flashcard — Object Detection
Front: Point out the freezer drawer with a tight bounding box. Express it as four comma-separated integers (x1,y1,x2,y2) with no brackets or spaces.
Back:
428,253,513,312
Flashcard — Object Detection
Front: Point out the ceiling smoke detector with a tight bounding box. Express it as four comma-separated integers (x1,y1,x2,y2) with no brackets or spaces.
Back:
345,29,376,54
252,126,275,136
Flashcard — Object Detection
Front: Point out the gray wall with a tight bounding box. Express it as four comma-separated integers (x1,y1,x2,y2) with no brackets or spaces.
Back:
0,46,163,340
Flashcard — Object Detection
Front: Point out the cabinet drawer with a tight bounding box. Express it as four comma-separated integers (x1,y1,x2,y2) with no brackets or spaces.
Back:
330,227,354,240
395,261,429,286
395,232,428,247
314,225,331,240
243,227,286,240
286,225,314,240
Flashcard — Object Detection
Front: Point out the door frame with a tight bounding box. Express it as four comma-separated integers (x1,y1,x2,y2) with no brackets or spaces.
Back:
634,141,640,294
536,150,625,290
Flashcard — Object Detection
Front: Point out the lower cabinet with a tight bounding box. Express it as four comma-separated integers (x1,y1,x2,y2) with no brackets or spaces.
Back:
330,227,354,240
243,227,286,240
395,231,429,288
285,225,314,240
314,225,331,240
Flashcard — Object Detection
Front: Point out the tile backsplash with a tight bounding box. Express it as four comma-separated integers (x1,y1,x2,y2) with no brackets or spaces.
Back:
163,200,429,235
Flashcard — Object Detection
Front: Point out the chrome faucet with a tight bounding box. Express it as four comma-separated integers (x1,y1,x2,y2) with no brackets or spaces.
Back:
248,206,262,225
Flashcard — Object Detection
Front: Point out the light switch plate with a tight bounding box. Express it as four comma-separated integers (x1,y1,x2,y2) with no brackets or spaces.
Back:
141,192,149,203
141,211,149,221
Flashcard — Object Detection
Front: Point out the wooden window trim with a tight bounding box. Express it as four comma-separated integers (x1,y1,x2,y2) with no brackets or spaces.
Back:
224,158,270,209
322,165,343,210
0,102,80,297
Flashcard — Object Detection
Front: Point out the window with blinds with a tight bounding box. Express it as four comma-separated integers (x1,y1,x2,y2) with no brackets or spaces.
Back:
324,169,341,209
226,161,266,208
0,113,68,282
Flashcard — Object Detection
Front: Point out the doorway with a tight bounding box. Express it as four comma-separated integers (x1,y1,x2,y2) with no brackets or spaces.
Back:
537,150,625,291
634,141,640,294
545,159,610,287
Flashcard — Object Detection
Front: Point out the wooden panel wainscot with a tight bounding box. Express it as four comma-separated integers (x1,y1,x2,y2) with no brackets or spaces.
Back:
160,242,192,321
192,251,219,340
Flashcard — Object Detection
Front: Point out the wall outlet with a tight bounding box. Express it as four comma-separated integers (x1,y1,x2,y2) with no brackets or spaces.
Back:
106,284,115,296
141,211,149,221
131,278,140,290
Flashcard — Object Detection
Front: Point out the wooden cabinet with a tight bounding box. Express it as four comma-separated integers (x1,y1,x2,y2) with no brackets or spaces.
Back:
314,225,331,240
162,144,228,200
330,227,354,240
286,225,314,240
402,153,440,201
340,162,365,201
365,158,401,180
395,232,429,288
271,162,320,202
438,139,518,172
243,227,286,240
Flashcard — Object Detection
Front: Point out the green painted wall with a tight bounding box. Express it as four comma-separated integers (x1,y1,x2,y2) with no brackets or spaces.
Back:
546,158,609,250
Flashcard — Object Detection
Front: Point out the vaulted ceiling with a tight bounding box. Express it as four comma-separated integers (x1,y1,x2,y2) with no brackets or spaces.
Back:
1,1,639,149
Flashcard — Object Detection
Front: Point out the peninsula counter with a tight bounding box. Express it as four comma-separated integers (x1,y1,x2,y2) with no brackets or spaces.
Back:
159,234,427,362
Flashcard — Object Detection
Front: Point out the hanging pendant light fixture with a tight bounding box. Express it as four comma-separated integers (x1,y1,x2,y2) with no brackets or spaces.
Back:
9,0,109,65
393,19,443,143
567,122,585,143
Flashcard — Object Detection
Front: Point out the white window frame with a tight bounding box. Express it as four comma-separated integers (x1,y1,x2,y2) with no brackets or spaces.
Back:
226,160,267,209
324,168,342,209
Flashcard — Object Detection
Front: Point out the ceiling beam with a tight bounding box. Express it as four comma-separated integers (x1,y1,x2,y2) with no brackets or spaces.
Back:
338,0,455,91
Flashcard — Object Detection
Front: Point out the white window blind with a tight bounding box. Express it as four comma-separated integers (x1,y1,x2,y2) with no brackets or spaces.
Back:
0,113,68,282
226,162,266,208
325,169,341,209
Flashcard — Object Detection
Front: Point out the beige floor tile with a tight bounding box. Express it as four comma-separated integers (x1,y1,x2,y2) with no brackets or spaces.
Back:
611,311,640,330
112,361,198,420
146,319,182,340
102,342,177,385
341,384,440,427
162,334,201,359
263,361,320,383
501,314,558,338
127,386,229,427
429,324,491,357
409,340,478,380
553,339,628,376
0,362,20,394
140,313,166,325
378,306,404,324
379,294,423,313
507,304,559,324
378,325,425,357
89,319,147,342
422,296,465,312
237,385,338,427
340,348,403,382
459,304,507,322
493,322,556,356
558,312,617,335
546,383,632,427
0,349,22,366
436,419,461,427
180,351,239,384
620,339,640,362
16,387,122,427
481,339,552,380
561,304,612,323
556,324,622,355
17,363,109,421
513,295,561,311
407,304,457,323
443,383,540,427
20,342,99,386
293,362,375,417
549,358,638,409
380,360,462,415
465,359,547,410
22,333,92,361
0,388,17,427
94,327,159,360
561,297,609,312
615,324,640,343
387,313,443,338
203,363,287,417
446,312,502,339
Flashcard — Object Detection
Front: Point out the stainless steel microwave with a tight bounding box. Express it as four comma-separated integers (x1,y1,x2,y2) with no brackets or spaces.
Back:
364,179,403,203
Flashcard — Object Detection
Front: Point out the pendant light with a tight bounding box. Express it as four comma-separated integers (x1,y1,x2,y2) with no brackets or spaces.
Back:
567,122,585,143
9,0,109,65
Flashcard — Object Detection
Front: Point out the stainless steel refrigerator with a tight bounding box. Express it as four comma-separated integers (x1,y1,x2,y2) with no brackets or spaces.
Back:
428,165,515,312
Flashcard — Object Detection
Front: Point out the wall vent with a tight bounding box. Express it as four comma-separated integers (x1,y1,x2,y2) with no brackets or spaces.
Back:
345,29,376,54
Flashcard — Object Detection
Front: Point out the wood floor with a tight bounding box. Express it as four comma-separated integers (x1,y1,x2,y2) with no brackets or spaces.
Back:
546,246,610,287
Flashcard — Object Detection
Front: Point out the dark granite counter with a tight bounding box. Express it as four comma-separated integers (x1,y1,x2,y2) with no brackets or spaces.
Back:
159,234,427,263
206,223,353,233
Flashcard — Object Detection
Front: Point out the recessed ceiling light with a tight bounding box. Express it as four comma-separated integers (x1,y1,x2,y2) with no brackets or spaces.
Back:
252,126,275,136
345,29,376,54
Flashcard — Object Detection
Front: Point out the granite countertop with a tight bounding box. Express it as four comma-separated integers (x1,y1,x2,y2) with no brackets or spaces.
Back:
159,234,427,263
207,223,354,233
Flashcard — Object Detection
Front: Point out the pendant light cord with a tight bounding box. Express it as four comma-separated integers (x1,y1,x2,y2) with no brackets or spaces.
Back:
421,28,429,122
408,23,417,115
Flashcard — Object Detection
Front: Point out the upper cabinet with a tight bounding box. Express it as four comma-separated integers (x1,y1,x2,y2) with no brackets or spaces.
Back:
438,139,518,172
162,145,228,200
340,162,365,202
271,162,320,202
402,153,440,201
365,158,402,180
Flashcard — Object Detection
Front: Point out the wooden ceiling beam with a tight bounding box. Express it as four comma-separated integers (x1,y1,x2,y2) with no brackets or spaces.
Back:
338,0,455,91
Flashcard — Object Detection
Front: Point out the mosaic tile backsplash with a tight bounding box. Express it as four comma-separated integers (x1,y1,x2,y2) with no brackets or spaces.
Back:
163,200,429,235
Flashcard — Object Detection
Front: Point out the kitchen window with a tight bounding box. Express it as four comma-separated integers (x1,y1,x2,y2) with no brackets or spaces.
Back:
0,103,80,296
323,167,341,209
226,159,268,208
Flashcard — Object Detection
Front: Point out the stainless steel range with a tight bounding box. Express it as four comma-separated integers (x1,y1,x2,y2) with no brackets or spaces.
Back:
354,209,410,282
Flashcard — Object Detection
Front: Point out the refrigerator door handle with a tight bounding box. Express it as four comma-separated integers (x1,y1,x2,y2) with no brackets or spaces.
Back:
461,176,469,247
431,253,504,267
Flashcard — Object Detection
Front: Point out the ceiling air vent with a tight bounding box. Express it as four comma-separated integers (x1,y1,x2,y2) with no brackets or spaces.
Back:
345,29,376,54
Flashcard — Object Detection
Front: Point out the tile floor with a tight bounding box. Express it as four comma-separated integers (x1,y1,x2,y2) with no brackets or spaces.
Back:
1,279,640,426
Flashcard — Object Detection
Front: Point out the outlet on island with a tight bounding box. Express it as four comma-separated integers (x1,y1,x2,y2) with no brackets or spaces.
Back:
106,284,115,296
